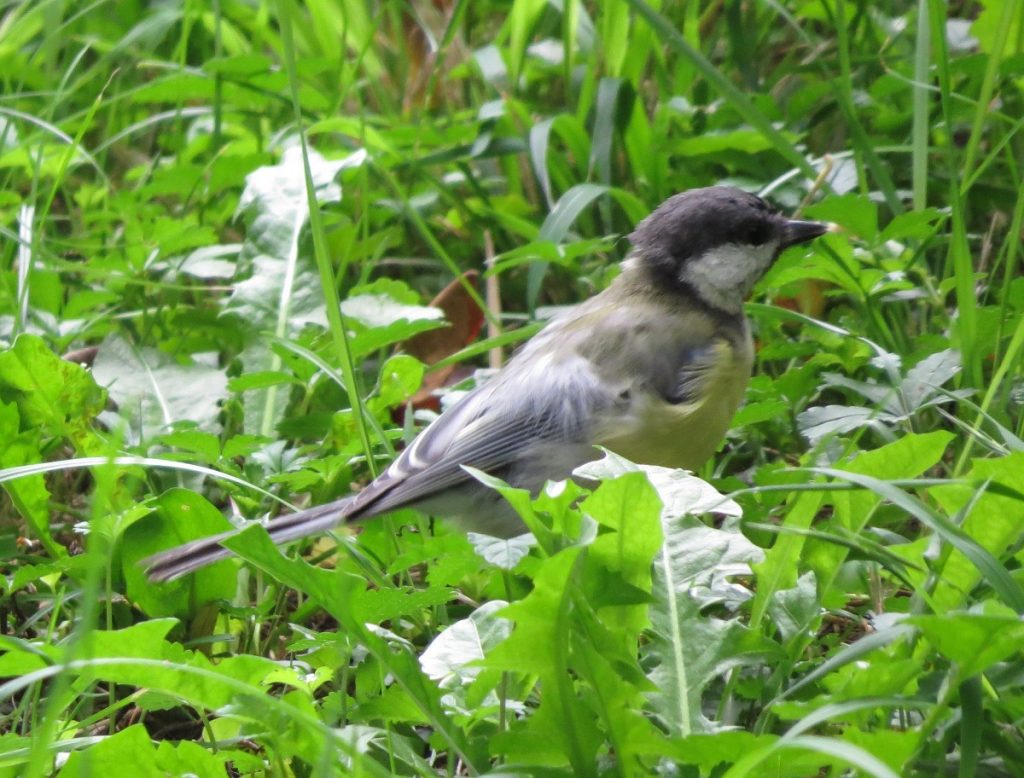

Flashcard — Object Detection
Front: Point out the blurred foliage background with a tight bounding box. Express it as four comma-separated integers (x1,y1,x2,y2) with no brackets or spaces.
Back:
0,0,1023,776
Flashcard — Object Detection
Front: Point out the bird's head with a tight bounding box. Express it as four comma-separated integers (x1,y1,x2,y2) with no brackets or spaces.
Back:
629,186,827,313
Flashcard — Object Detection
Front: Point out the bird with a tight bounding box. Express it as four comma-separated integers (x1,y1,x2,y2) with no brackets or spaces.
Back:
143,186,827,581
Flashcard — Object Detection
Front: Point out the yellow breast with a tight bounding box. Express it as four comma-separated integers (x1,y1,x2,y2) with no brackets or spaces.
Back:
597,335,753,471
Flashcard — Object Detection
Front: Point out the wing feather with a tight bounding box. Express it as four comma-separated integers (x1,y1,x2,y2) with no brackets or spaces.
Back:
343,360,602,519
665,340,730,405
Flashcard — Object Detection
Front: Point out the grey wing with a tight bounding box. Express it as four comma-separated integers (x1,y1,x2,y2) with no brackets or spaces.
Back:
342,361,610,520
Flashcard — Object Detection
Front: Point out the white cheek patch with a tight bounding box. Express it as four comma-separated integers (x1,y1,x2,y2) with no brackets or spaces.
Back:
680,241,778,313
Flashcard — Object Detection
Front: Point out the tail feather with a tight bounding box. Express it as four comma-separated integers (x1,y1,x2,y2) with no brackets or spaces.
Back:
142,497,355,582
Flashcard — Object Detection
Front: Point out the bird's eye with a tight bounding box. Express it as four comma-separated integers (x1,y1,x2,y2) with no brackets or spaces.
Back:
744,222,771,246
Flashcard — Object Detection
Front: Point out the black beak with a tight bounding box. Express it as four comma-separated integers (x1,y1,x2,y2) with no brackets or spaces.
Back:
781,219,828,249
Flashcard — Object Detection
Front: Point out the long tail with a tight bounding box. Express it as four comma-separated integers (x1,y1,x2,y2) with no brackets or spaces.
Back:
141,497,356,582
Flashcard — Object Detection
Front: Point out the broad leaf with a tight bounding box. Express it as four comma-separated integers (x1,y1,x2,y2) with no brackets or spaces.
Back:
92,333,228,440
648,517,777,735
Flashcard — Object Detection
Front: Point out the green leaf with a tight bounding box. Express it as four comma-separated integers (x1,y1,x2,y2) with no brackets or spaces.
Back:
178,243,240,279
485,546,604,769
899,349,961,411
227,370,302,393
342,284,439,327
218,528,485,771
92,333,228,439
773,623,916,704
879,208,944,241
354,585,454,624
797,405,898,445
580,471,662,586
122,490,237,617
769,572,820,643
537,183,610,243
485,546,584,677
0,400,58,555
907,604,1024,677
226,146,361,332
0,618,279,707
467,532,535,570
590,77,629,185
528,183,611,309
624,0,817,179
343,287,445,359
660,732,831,776
814,467,1024,613
750,491,825,628
224,146,366,434
420,600,511,688
931,453,1024,611
508,0,547,86
674,128,786,156
958,675,983,778
154,430,221,463
801,431,954,613
56,724,161,777
154,739,232,778
529,117,557,207
374,354,425,407
804,194,879,241
971,0,1024,56
0,334,105,453
723,735,902,778
647,481,776,735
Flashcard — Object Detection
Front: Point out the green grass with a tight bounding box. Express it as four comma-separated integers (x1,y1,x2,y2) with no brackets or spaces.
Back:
1,1,1023,775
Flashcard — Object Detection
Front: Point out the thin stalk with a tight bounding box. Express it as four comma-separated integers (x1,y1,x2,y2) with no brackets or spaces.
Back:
911,0,930,210
276,0,378,475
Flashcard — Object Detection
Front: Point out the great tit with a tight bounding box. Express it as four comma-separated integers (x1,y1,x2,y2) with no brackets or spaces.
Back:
144,186,827,581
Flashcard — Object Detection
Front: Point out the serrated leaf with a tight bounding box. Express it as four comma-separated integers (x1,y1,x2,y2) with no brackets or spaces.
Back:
647,592,778,735
879,208,944,241
797,405,899,445
648,515,778,735
0,334,105,453
483,545,604,767
821,372,900,413
581,471,662,577
484,546,584,676
354,585,454,624
899,349,960,411
216,527,484,768
221,147,366,434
